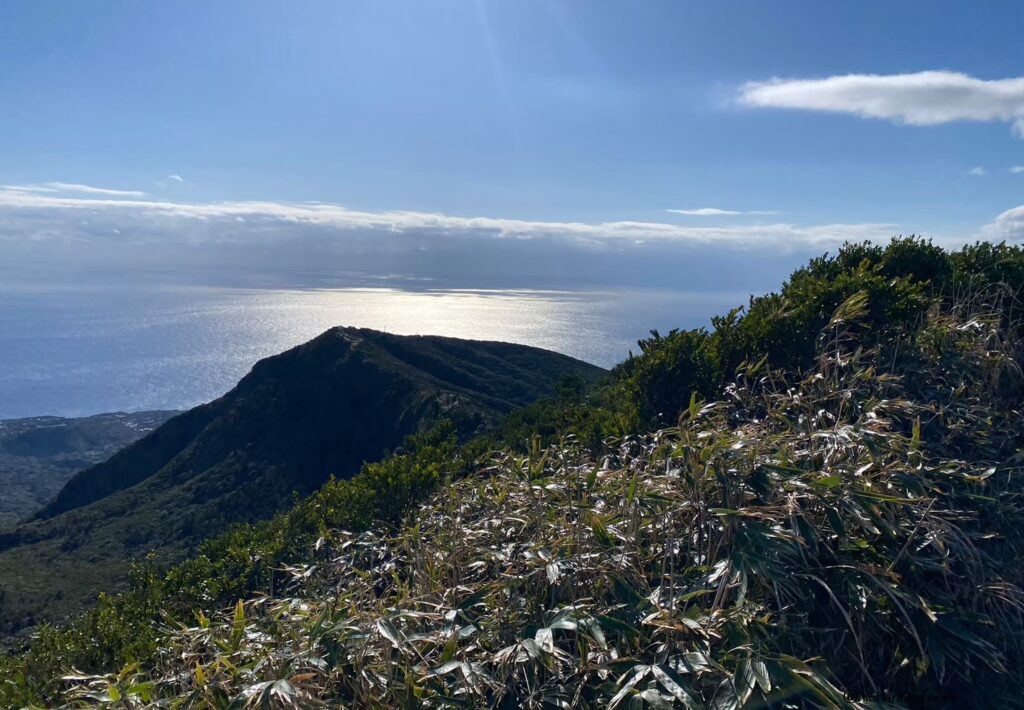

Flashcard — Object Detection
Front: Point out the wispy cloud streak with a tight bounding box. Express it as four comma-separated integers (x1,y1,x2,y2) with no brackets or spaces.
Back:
1,182,148,197
740,71,1024,138
667,208,778,217
0,188,891,249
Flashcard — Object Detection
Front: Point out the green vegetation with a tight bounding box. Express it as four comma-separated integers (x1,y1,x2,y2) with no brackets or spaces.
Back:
2,238,1023,707
0,331,602,637
0,426,472,704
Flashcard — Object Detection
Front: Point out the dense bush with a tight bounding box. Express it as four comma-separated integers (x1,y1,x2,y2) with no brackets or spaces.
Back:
3,238,1023,707
45,293,1024,708
0,425,468,706
613,238,1023,429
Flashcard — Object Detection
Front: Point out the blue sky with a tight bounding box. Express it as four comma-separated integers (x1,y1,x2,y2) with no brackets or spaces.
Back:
1,1,1023,289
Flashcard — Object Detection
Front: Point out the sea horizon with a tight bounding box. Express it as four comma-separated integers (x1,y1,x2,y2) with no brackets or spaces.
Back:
0,278,750,420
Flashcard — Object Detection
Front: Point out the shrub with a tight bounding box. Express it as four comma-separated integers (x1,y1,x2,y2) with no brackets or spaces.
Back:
52,297,1024,708
6,239,1024,707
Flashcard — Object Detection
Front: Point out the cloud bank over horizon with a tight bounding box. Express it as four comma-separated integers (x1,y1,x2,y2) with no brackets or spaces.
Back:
0,184,891,291
0,182,1016,292
0,185,893,249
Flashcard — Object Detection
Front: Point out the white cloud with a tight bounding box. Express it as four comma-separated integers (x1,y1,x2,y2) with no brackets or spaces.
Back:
0,187,891,250
967,166,987,176
0,184,60,192
0,188,918,292
43,182,147,196
739,71,1024,138
167,174,185,183
1010,166,1024,174
982,204,1024,242
1,182,147,197
667,208,777,217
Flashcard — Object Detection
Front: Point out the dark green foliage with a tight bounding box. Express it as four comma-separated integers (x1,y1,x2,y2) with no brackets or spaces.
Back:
621,327,719,426
484,373,629,454
952,240,1024,294
0,329,602,637
33,330,603,523
0,423,469,705
163,422,464,611
13,287,1023,708
469,238,1024,440
3,238,1024,707
609,238,1023,429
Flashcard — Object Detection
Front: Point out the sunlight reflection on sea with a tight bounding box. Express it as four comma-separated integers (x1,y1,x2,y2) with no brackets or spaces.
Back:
0,285,746,418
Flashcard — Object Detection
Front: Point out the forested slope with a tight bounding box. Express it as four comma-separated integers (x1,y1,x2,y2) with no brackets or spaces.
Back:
3,239,1023,709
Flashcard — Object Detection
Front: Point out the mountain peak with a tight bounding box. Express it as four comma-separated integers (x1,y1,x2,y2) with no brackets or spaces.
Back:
0,329,603,633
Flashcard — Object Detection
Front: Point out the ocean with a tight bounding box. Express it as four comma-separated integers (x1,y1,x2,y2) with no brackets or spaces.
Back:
0,282,747,419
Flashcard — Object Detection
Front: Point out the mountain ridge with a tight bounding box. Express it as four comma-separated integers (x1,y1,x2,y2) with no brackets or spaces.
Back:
4,239,1024,707
0,327,603,633
31,327,602,523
